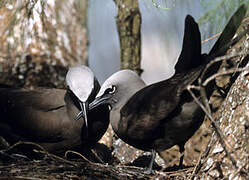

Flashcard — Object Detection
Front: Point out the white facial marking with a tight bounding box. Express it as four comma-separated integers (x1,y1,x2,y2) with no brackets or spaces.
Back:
96,69,146,110
97,70,139,98
66,65,94,102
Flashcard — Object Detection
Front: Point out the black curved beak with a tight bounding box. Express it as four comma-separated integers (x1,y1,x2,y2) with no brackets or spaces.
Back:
74,101,89,137
89,95,111,111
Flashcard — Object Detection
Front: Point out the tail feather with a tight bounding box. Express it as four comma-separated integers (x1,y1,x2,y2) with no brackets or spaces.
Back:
204,4,247,98
208,4,247,58
175,15,202,74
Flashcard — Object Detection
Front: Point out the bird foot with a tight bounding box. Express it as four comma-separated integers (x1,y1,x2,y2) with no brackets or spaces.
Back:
178,163,184,170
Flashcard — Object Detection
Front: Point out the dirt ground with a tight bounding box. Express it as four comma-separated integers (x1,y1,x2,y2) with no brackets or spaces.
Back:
0,117,212,180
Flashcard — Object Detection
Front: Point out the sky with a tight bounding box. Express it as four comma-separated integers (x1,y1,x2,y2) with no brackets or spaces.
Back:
88,0,220,84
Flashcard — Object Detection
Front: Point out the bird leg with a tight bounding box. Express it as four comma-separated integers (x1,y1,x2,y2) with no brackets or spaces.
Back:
178,144,185,168
144,149,156,174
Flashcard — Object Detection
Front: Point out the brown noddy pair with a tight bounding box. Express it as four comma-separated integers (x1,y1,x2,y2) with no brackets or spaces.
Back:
88,5,247,173
0,65,109,153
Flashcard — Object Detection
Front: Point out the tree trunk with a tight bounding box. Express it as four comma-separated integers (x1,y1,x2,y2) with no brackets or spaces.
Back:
194,17,249,179
199,61,249,179
114,0,142,75
0,0,88,88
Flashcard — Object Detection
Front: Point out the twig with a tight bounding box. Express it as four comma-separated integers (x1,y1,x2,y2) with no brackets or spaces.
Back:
203,65,249,87
187,86,238,168
189,149,204,180
1,176,42,180
64,150,95,164
1,141,45,153
233,163,249,179
1,141,80,167
202,32,222,44
188,49,249,178
199,52,248,82
186,86,210,117
208,27,249,59
44,151,78,167
199,25,249,83
189,133,216,180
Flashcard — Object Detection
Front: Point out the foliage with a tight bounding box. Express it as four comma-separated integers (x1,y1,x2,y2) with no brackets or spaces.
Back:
199,0,249,32
151,0,171,10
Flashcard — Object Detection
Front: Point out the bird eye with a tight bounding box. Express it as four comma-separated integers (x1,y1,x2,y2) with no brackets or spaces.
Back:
104,85,116,94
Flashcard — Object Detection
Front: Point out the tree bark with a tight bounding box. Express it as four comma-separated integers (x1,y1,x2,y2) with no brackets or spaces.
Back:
194,17,249,179
199,61,249,179
0,0,88,88
114,0,142,75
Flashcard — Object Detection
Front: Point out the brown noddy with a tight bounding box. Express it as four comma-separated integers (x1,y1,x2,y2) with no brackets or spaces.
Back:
0,65,109,153
89,5,246,173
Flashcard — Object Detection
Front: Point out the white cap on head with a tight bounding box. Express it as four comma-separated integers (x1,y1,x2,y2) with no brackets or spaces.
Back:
97,69,146,99
89,69,146,113
66,65,95,102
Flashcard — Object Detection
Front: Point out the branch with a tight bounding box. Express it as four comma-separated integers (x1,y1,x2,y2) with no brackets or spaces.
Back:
187,52,249,171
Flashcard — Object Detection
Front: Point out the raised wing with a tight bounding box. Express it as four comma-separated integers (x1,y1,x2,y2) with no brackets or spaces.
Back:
175,15,202,74
208,4,247,57
203,4,247,98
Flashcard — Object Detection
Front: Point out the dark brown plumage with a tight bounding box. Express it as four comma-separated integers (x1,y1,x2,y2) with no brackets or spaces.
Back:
0,66,109,153
90,5,246,173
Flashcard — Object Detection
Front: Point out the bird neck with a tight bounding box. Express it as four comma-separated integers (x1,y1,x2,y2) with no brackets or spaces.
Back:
110,82,146,133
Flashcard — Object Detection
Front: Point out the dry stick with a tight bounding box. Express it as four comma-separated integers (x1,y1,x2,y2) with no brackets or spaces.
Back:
2,141,106,169
190,149,204,180
187,86,238,178
189,53,249,179
186,86,209,121
64,150,96,165
201,32,222,44
1,141,46,153
188,56,249,170
64,150,111,169
233,163,249,179
3,141,79,167
188,26,249,177
186,86,220,151
203,66,249,87
44,151,78,167
189,133,216,180
199,51,248,82
199,27,249,83
201,54,249,154
199,85,238,167
187,85,237,165
6,176,42,180
201,18,249,48
208,27,249,60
